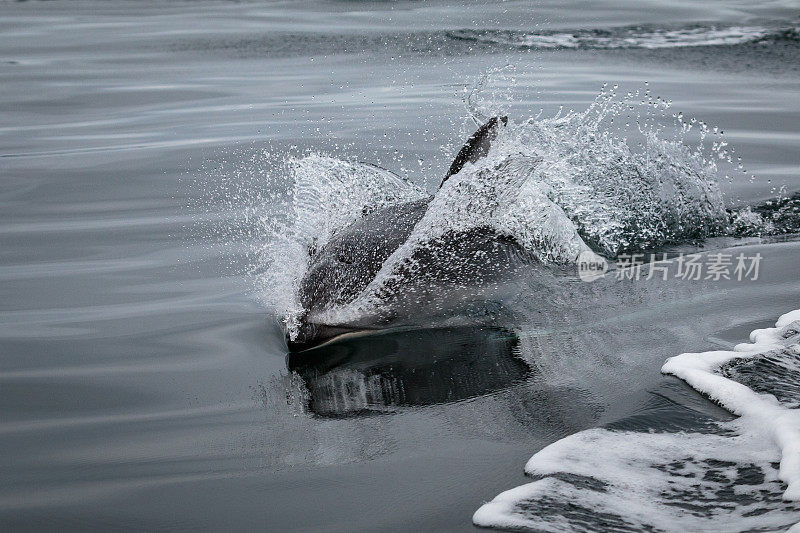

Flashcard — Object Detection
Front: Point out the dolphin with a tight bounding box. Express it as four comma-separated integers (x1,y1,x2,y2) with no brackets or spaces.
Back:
288,117,518,351
285,115,800,352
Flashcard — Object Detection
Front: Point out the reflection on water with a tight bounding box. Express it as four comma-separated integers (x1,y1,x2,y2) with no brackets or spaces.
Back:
287,327,530,417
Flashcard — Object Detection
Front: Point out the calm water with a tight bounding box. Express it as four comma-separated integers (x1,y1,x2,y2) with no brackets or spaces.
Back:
1,1,799,531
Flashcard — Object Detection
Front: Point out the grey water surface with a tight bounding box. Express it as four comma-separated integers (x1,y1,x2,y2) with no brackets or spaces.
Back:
1,1,799,531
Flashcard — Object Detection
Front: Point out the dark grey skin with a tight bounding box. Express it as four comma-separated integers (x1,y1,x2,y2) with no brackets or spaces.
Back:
288,117,512,351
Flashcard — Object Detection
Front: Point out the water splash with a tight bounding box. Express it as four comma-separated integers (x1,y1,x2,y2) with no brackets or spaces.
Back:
507,87,733,256
465,64,518,126
200,78,778,334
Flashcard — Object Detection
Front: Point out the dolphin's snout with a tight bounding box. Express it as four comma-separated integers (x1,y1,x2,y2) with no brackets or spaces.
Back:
285,315,353,352
285,315,317,352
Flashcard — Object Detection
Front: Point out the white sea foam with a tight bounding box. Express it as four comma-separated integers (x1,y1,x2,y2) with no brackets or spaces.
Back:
473,310,800,531
663,309,800,501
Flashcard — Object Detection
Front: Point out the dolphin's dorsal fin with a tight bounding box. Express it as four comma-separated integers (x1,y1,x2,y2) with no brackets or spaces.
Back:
441,116,507,188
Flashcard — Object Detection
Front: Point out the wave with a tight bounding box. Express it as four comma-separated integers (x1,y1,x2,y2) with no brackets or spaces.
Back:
448,24,800,51
474,309,800,532
177,23,800,61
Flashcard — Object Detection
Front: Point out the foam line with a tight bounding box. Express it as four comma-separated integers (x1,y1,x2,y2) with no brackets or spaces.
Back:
662,309,800,500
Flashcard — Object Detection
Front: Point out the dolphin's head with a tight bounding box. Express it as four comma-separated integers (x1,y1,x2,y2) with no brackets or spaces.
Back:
287,200,429,352
296,199,430,309
297,244,362,313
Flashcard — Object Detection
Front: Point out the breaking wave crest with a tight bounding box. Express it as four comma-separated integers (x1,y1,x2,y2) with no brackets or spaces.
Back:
474,309,800,532
181,23,800,61
449,24,800,51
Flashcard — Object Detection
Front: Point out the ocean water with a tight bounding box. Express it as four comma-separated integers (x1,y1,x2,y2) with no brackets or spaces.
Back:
1,1,799,531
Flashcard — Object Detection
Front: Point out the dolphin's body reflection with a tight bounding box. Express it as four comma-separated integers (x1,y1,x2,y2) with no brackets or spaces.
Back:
287,326,530,417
